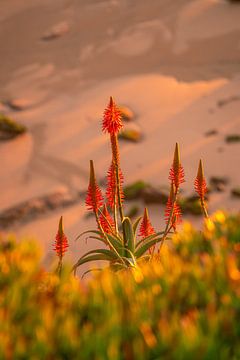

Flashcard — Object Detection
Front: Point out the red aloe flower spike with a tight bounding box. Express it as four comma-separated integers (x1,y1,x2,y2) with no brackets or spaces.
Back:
99,204,115,234
54,216,69,259
165,183,182,231
85,160,104,213
194,159,208,218
194,159,207,200
169,143,185,192
139,208,155,238
102,96,123,135
106,162,124,209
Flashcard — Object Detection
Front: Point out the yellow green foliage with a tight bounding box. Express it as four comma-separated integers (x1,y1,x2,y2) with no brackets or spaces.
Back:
1,212,240,359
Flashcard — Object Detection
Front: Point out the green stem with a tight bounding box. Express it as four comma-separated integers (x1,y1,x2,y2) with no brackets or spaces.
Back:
158,190,178,254
57,257,63,276
115,163,124,222
201,198,209,219
95,210,125,265
98,207,116,235
113,200,118,235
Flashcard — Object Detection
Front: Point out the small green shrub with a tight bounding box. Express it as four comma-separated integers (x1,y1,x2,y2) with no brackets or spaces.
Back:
0,114,26,140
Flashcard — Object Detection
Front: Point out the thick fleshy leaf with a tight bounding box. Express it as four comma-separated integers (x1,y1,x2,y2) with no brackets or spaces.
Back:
121,249,137,266
88,236,109,245
135,237,163,258
122,217,135,253
136,231,164,249
75,230,102,241
81,268,103,279
133,216,142,235
110,262,128,271
80,248,119,260
105,233,124,256
72,253,118,272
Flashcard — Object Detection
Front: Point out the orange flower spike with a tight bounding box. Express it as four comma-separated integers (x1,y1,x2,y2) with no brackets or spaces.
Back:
194,159,209,218
194,159,207,201
139,207,155,239
169,143,185,192
54,216,69,259
85,160,104,213
102,96,123,135
103,97,125,221
99,204,115,234
165,183,182,231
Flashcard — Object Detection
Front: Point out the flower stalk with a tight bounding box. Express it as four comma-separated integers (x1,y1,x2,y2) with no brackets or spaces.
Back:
195,159,208,219
54,216,69,275
103,97,125,222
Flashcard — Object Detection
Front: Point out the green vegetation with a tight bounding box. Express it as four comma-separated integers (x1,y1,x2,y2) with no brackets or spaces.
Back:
225,134,240,143
124,181,149,200
0,114,26,140
1,212,240,359
119,128,142,142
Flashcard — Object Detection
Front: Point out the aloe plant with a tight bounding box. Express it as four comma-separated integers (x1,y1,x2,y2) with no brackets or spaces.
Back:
52,97,210,274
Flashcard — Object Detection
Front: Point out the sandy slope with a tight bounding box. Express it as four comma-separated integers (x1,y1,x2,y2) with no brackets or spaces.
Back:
0,0,240,272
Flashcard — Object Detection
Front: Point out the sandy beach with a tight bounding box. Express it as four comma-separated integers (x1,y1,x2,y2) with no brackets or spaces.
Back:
0,0,240,271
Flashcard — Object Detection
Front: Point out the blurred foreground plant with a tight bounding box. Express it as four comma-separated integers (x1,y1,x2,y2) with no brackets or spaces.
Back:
1,213,240,359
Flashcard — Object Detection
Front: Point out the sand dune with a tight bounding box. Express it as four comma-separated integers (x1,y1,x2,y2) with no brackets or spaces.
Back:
0,0,240,272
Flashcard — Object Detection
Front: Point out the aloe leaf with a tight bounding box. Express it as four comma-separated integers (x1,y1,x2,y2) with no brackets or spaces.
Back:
72,254,117,272
122,257,137,267
80,248,119,260
122,217,135,254
135,237,163,258
106,233,124,256
110,262,128,271
122,248,137,265
122,250,137,267
81,268,102,279
133,216,142,235
138,254,151,261
86,236,110,247
136,231,164,249
75,230,102,241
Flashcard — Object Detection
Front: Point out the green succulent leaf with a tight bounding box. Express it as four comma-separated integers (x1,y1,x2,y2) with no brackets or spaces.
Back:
122,248,137,266
80,248,119,260
122,217,135,254
81,268,103,279
135,237,163,258
75,230,102,241
72,253,118,272
133,216,142,235
105,233,124,256
136,231,164,249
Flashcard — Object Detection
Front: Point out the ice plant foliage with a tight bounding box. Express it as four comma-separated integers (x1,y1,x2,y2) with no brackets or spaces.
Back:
85,160,104,213
102,96,123,135
169,143,185,191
